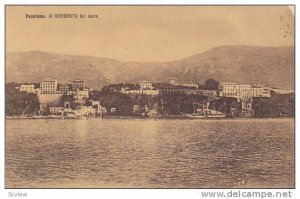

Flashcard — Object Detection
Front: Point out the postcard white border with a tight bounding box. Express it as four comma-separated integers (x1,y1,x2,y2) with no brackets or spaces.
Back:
0,1,297,199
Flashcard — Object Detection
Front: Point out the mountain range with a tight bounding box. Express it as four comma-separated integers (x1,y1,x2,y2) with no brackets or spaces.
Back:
6,45,295,89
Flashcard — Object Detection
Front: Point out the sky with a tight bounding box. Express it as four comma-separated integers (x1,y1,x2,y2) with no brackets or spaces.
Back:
6,6,294,62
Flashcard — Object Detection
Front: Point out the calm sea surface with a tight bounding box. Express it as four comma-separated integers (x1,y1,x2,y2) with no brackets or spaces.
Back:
6,118,294,188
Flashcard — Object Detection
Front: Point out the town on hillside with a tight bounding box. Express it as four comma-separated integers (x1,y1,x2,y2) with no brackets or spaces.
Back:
6,77,295,119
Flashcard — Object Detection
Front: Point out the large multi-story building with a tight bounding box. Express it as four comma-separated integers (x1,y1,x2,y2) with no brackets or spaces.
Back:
58,83,71,93
219,82,271,100
71,80,85,90
40,78,57,94
139,80,153,90
252,85,271,97
170,79,198,88
188,89,218,97
219,82,251,100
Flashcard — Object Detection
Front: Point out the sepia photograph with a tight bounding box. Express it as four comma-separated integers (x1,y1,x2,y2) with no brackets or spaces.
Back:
5,5,295,189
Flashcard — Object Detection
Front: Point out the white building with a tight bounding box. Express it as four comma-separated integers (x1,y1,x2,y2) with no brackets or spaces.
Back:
219,82,271,100
89,100,103,115
121,88,159,95
139,80,153,90
181,81,198,88
170,79,198,88
49,107,64,114
71,80,85,90
73,89,89,103
269,87,294,94
89,100,100,106
78,89,89,98
58,83,70,93
19,84,36,93
142,89,159,95
252,85,271,97
76,106,95,116
40,78,57,94
67,90,77,95
121,89,143,95
219,82,249,100
188,90,218,97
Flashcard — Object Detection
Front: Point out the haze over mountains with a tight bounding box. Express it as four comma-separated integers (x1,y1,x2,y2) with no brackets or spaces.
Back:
6,45,294,90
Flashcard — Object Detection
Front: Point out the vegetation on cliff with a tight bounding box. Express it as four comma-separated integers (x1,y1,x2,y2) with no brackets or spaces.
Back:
252,91,295,117
6,83,40,116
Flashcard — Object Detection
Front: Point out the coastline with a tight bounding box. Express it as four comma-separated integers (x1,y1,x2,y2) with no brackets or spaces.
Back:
5,115,295,120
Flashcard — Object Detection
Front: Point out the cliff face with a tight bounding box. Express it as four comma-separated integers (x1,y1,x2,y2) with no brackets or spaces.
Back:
6,45,294,89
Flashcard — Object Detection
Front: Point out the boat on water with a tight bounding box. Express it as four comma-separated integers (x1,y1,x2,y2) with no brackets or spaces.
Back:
186,112,226,118
77,116,88,120
186,102,226,119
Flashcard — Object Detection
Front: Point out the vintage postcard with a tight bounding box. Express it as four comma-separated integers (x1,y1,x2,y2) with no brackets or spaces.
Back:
5,5,294,188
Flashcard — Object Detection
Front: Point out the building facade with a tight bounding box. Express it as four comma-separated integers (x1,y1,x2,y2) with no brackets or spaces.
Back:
121,88,159,95
73,89,89,104
269,87,294,94
139,80,154,90
170,79,199,88
71,80,85,90
76,106,95,116
40,78,58,94
49,107,64,114
252,85,271,97
219,82,271,101
188,89,218,97
58,83,71,93
19,84,36,93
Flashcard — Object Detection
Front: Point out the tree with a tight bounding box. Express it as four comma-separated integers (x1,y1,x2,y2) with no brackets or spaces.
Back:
6,83,40,116
203,79,219,90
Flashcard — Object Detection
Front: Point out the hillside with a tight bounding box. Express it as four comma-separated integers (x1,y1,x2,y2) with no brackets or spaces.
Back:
6,45,294,89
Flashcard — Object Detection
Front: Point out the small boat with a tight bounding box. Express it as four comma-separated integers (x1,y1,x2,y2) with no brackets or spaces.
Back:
186,102,226,118
186,112,226,118
77,116,87,120
186,114,206,118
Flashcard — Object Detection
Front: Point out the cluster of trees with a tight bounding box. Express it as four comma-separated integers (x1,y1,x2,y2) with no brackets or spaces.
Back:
95,91,295,117
199,78,220,90
252,91,295,117
91,92,158,116
158,93,208,115
101,83,139,94
95,79,221,116
96,91,210,116
209,97,242,117
6,83,40,116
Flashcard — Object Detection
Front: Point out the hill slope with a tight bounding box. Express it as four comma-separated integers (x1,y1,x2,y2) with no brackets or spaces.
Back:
6,45,294,89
